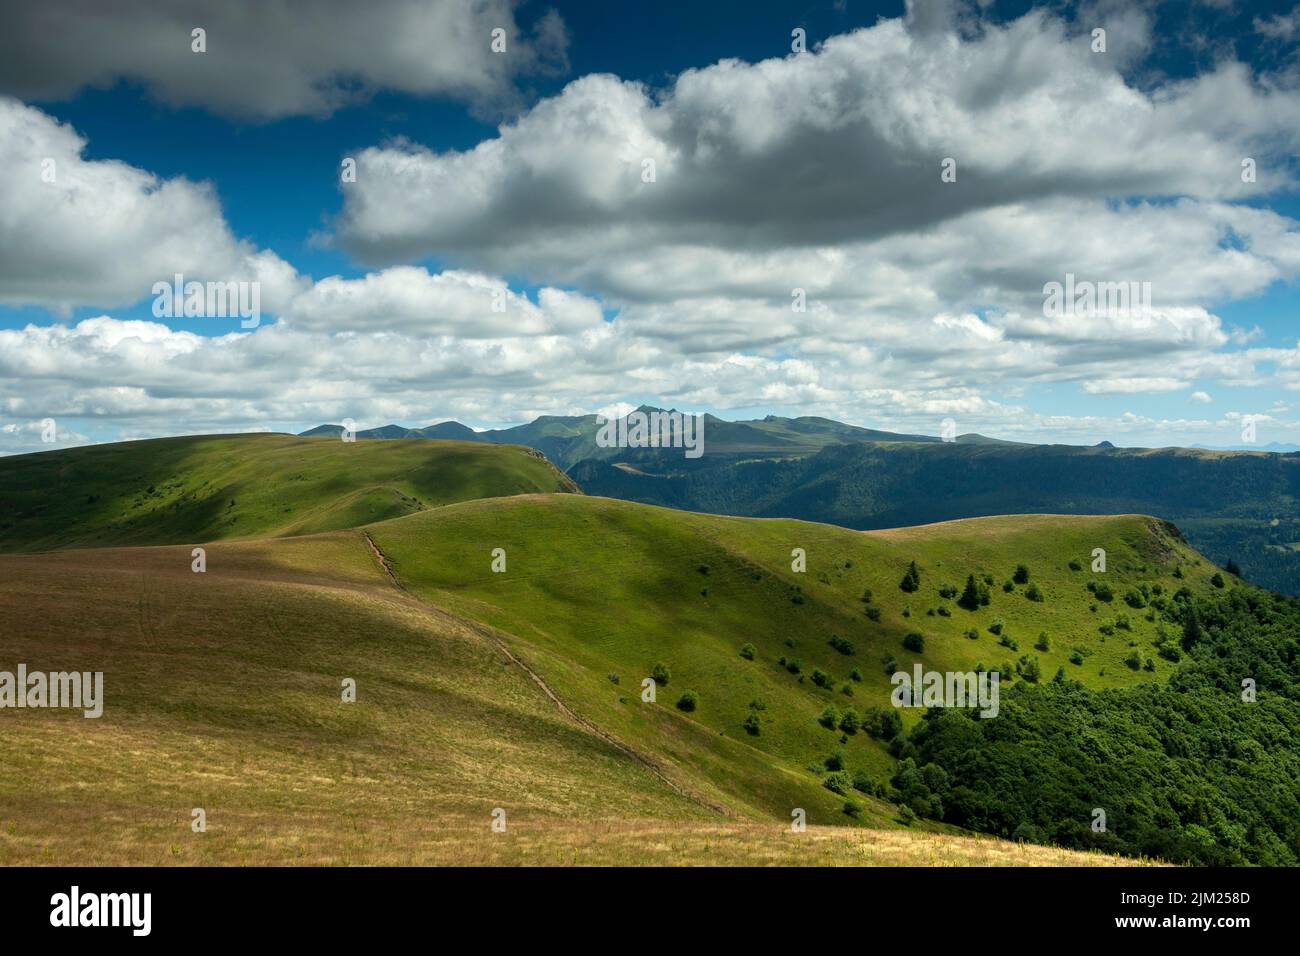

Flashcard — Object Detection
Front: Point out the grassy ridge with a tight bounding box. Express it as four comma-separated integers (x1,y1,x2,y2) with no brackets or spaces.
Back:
0,434,578,551
368,496,1217,830
0,523,1146,865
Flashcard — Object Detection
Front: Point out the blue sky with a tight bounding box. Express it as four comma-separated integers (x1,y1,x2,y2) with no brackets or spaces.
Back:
2,0,1299,452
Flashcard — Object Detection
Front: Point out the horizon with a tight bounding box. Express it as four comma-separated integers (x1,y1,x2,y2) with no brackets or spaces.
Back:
2,1,1300,455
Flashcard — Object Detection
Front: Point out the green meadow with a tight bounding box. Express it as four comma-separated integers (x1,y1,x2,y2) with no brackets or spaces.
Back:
0,437,1240,864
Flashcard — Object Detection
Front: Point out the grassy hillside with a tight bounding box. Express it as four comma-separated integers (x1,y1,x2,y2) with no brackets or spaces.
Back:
0,434,579,552
572,441,1300,595
366,496,1218,831
0,518,1145,866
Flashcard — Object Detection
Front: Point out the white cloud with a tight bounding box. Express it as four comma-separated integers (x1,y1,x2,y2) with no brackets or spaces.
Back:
0,0,569,120
337,12,1300,270
0,98,305,314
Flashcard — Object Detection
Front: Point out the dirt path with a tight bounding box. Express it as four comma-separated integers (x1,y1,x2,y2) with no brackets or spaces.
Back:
358,529,731,818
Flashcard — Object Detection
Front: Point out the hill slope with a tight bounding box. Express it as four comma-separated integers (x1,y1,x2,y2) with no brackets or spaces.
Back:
572,441,1300,595
0,511,1149,866
365,497,1220,830
0,434,579,552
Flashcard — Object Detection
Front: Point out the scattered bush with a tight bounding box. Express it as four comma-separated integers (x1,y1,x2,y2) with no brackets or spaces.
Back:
829,634,856,656
1013,564,1030,584
819,706,840,730
1025,583,1044,602
740,642,756,661
903,632,925,653
988,618,1005,636
676,690,699,711
843,798,865,818
812,669,835,689
742,713,761,736
825,749,847,772
1211,572,1226,589
607,673,621,685
1035,632,1050,652
900,561,921,593
823,771,851,795
651,662,671,685
865,605,882,622
1124,652,1142,671
839,709,860,734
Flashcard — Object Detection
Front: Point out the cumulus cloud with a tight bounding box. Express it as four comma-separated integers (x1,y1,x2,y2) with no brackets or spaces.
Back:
0,98,305,314
0,0,569,120
335,12,1300,269
281,267,604,337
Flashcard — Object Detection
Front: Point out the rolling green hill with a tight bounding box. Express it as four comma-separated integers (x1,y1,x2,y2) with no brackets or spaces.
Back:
0,499,1161,865
364,497,1220,828
0,433,579,552
2,436,1290,865
571,441,1300,596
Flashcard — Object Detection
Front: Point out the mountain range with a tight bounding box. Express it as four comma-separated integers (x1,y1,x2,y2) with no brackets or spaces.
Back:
302,410,1300,595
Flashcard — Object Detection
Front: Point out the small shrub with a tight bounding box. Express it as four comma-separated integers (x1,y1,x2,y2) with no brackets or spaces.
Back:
1013,564,1030,584
851,769,879,795
742,713,761,736
607,673,621,685
812,669,835,689
651,662,671,685
839,709,860,734
740,642,756,661
865,605,882,622
899,561,921,593
902,632,925,653
1210,572,1226,589
1069,650,1084,665
819,706,840,730
1025,583,1044,602
824,749,847,772
829,634,856,656
1124,652,1142,671
676,690,699,711
1068,559,1082,571
1034,632,1050,652
988,618,1005,636
823,771,852,795
843,798,865,818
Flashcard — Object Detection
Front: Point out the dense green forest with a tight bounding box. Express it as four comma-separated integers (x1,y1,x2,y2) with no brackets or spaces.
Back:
889,583,1300,865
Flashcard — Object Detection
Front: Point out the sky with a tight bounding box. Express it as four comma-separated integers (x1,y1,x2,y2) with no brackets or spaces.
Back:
2,0,1300,454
